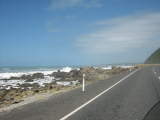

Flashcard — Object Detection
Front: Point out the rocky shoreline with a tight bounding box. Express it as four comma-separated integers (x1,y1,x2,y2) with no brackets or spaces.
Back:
0,66,137,109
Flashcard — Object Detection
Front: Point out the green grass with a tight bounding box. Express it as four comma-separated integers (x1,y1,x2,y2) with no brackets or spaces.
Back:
145,48,160,64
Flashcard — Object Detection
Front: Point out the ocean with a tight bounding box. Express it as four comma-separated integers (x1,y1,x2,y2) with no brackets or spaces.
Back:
0,63,136,80
0,66,73,79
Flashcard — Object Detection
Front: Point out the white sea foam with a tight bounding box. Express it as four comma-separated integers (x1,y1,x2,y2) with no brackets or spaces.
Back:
0,67,74,79
0,66,74,89
0,70,57,79
60,67,72,72
101,65,134,70
101,66,112,70
117,65,134,68
56,80,79,86
0,76,80,90
0,72,27,79
26,77,55,87
0,76,55,90
0,79,25,89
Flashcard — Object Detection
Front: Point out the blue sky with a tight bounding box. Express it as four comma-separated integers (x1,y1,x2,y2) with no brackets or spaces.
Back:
0,0,160,66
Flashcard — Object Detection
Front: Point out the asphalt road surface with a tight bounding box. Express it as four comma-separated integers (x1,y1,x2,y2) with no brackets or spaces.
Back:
0,66,160,120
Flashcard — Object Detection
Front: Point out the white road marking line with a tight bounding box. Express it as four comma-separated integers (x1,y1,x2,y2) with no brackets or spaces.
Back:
59,69,139,120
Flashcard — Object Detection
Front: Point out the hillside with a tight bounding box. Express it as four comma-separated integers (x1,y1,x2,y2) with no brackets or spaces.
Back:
145,48,160,64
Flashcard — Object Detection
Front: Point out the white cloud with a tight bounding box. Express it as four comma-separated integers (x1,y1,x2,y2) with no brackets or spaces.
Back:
49,0,102,9
76,12,160,55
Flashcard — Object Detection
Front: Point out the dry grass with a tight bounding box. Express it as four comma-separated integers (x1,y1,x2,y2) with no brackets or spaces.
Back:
136,64,160,68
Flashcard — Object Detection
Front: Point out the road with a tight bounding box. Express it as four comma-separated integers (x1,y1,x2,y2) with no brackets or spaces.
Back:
0,66,160,120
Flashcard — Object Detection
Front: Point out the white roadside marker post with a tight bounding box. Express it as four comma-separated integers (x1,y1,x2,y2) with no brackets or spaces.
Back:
82,73,85,92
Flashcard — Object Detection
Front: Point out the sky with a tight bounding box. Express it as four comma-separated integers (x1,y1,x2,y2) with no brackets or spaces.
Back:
0,0,160,66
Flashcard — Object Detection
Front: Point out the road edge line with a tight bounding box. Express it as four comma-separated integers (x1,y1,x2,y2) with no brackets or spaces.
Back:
59,69,139,120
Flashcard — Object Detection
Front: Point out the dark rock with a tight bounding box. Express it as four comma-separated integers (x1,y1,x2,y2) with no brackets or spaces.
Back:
21,74,32,80
9,73,44,80
32,73,44,79
25,79,34,82
69,69,82,78
9,76,21,80
51,71,68,79
34,89,39,93
20,83,32,88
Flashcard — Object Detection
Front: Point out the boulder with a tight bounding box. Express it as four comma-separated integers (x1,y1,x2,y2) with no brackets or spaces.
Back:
69,69,82,78
20,74,32,80
51,71,68,79
32,73,44,79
